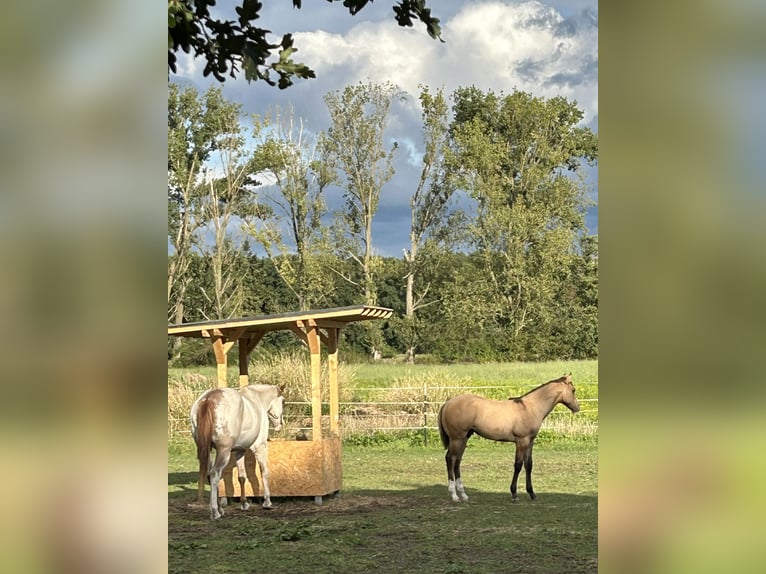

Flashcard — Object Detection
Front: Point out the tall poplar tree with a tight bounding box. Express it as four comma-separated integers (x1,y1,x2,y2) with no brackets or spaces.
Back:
402,86,455,363
196,94,265,320
245,105,336,311
321,81,402,358
321,81,402,306
168,84,244,325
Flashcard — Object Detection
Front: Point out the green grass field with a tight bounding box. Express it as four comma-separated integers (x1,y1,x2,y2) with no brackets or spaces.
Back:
169,360,597,573
169,439,596,574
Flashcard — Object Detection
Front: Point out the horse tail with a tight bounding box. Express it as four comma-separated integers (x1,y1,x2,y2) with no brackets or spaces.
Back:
438,403,449,449
194,393,218,501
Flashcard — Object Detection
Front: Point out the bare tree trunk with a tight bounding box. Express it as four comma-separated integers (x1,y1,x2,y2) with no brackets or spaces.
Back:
404,237,417,364
170,300,185,361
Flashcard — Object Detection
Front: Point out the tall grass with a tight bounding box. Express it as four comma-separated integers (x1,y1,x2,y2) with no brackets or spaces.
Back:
168,358,598,443
351,359,598,389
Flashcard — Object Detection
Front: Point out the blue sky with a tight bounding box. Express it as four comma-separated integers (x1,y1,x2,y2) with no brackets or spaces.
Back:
170,0,598,256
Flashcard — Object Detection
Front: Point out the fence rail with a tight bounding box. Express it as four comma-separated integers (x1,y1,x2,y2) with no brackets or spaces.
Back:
169,384,598,441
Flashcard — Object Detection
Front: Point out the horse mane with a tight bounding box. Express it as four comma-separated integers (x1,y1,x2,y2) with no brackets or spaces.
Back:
509,375,570,401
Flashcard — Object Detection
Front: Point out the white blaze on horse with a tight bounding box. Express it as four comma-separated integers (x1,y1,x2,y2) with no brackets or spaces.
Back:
438,374,580,503
190,384,285,519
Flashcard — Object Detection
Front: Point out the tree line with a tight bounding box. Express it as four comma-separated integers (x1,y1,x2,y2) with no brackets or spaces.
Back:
168,81,598,364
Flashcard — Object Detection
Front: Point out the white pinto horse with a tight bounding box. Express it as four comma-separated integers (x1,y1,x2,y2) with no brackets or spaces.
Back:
190,384,285,519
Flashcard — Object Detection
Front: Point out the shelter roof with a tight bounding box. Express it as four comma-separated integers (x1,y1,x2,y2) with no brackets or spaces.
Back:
167,305,393,339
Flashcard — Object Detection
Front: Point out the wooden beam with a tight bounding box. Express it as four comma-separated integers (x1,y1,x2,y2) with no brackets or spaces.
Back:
238,339,249,388
168,305,394,338
313,319,348,329
287,323,308,345
306,324,322,440
245,331,265,355
212,337,227,388
327,328,340,434
221,326,247,340
238,331,265,387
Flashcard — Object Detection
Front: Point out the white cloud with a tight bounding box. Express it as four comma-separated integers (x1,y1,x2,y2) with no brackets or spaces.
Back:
170,1,598,255
172,51,200,79
293,0,597,123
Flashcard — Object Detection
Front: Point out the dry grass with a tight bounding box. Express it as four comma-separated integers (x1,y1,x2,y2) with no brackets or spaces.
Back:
168,358,598,441
167,372,214,438
248,351,358,404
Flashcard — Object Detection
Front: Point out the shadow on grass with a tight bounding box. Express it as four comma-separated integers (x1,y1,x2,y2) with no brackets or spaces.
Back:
170,473,597,574
170,470,595,510
169,471,199,488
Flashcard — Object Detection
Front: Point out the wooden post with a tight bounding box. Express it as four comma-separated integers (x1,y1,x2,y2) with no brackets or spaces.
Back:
238,332,265,388
306,322,322,440
238,339,249,388
212,337,227,388
327,328,340,435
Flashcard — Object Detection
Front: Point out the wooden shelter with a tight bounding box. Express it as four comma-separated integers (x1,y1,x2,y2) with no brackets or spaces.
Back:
168,305,393,504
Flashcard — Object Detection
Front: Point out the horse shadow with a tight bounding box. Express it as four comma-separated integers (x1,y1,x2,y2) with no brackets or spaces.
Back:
168,472,200,499
169,470,596,513
347,484,596,507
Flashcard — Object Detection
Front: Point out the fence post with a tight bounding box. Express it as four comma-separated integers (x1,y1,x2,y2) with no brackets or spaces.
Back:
423,381,428,446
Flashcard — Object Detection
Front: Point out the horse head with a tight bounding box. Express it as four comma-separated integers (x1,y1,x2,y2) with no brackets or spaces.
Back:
267,388,285,432
559,373,580,413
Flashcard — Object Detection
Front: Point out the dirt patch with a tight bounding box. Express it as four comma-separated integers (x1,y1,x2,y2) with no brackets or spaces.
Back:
171,491,421,522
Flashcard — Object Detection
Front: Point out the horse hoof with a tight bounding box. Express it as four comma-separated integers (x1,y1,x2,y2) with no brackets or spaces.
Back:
241,503,250,511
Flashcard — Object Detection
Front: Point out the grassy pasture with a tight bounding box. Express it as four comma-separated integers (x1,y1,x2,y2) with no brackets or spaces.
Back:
169,440,597,574
169,360,597,573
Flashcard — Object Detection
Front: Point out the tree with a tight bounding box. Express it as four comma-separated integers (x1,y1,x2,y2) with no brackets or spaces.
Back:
450,88,598,358
168,84,244,327
321,81,403,358
556,234,598,358
321,81,402,307
196,95,267,320
401,86,455,363
245,105,336,311
168,0,441,86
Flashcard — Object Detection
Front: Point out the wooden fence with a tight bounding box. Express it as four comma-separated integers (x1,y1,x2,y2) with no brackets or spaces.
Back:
169,384,598,442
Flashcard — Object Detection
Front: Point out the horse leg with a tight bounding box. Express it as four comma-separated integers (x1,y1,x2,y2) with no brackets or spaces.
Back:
208,447,231,519
454,447,469,502
446,439,466,502
235,456,250,511
524,441,536,500
445,446,458,502
253,444,273,509
510,440,529,502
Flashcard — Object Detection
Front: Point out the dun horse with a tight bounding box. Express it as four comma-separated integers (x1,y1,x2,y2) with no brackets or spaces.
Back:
438,374,579,502
190,384,285,519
